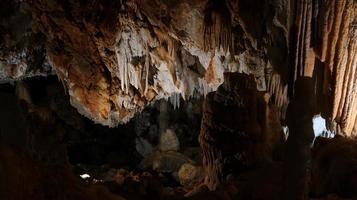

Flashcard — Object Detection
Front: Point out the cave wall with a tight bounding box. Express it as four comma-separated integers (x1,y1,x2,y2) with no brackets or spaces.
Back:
289,0,357,136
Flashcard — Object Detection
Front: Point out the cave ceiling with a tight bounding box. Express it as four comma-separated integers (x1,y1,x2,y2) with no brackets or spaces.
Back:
0,0,356,136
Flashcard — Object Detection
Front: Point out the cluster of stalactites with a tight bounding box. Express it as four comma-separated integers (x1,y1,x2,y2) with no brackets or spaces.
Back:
203,0,233,54
112,22,217,112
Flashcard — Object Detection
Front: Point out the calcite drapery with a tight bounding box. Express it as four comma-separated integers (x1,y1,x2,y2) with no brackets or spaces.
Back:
290,0,357,136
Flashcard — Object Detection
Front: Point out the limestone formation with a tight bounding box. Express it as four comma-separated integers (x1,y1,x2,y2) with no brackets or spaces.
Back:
199,72,284,190
0,0,294,129
0,0,355,136
289,0,357,136
283,77,316,200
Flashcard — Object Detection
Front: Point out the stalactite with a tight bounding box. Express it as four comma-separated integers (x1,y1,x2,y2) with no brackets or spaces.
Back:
169,92,181,109
203,0,233,53
198,78,212,96
115,30,147,95
291,0,314,84
115,46,126,93
24,0,357,132
143,45,150,95
267,73,289,120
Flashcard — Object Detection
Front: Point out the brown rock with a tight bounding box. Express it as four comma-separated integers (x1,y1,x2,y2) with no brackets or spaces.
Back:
311,136,357,198
178,163,204,188
199,72,284,190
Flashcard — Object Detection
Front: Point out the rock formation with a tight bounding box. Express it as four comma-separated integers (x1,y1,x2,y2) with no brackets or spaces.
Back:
199,72,284,190
311,135,357,198
1,0,354,136
0,0,290,128
289,0,357,136
283,77,316,200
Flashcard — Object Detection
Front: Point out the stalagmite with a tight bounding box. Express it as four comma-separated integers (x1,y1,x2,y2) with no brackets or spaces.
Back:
199,73,284,190
283,77,316,200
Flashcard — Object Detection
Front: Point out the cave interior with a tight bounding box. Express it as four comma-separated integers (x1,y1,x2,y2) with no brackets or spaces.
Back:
0,0,356,200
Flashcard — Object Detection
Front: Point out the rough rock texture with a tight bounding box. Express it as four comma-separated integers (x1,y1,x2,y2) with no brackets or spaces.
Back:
159,129,180,152
0,0,355,136
140,151,195,173
178,163,204,188
0,0,290,127
184,163,284,200
311,136,357,198
199,72,284,190
289,0,357,136
0,0,54,83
